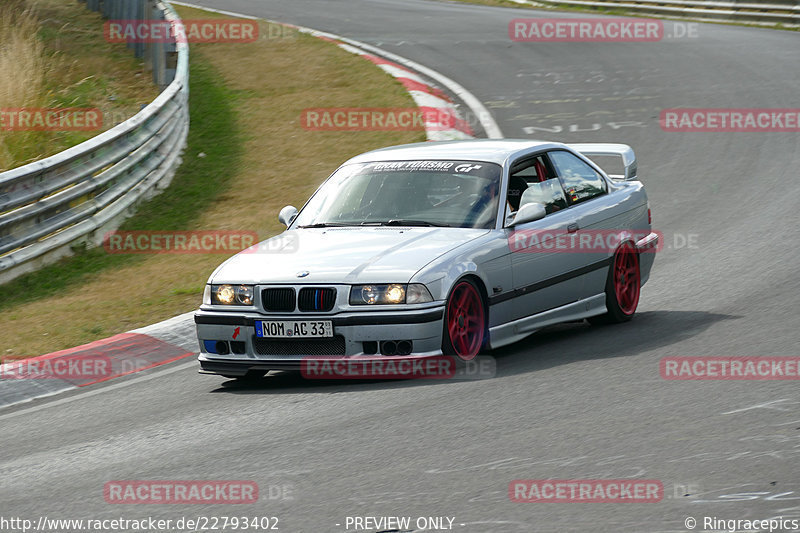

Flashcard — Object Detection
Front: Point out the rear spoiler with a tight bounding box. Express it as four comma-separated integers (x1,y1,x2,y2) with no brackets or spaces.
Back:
568,143,637,181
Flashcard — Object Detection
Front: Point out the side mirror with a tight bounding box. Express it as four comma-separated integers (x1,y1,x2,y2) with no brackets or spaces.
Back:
510,202,546,226
278,205,298,227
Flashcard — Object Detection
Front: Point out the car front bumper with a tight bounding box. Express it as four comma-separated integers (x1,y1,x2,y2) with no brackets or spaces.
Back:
195,305,446,375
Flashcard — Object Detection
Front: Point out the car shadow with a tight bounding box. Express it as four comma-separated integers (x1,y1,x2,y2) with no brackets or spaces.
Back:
207,310,738,395
490,309,739,376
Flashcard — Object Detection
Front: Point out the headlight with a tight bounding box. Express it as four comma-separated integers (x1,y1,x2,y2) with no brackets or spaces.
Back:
361,285,379,304
216,285,236,304
211,284,255,306
385,284,405,304
350,283,432,305
236,285,253,305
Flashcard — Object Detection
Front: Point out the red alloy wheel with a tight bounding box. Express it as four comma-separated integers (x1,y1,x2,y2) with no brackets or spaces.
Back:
613,242,641,315
445,280,485,361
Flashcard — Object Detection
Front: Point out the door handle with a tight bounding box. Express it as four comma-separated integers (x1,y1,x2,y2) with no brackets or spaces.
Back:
567,223,579,233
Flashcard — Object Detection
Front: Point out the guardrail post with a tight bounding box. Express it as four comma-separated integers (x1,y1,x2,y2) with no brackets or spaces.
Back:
133,0,145,59
163,26,178,86
151,2,165,87
124,0,134,54
143,0,155,73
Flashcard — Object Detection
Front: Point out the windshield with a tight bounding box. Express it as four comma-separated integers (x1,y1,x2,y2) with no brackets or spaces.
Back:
292,160,502,229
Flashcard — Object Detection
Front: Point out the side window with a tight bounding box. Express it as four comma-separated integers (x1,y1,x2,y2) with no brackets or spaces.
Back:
547,150,606,204
507,156,567,221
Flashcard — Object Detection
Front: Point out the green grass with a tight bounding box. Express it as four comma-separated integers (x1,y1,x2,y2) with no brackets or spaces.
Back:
0,55,242,312
171,286,206,296
119,60,242,231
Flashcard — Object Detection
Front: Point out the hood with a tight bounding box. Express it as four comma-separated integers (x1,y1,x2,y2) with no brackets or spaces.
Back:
210,227,489,284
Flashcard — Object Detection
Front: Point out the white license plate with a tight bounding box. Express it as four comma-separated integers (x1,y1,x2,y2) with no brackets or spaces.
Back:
256,320,333,338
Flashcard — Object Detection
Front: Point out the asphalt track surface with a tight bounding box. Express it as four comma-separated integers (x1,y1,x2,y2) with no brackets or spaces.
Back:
2,1,799,532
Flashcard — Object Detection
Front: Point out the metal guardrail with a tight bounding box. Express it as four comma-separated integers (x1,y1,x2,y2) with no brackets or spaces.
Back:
530,0,800,26
0,0,189,284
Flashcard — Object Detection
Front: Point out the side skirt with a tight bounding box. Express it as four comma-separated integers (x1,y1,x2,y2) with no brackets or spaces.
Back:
488,294,607,350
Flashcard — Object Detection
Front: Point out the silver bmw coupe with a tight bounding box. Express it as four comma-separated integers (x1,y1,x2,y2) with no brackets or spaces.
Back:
195,139,658,378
